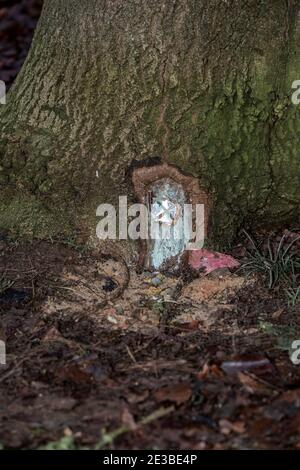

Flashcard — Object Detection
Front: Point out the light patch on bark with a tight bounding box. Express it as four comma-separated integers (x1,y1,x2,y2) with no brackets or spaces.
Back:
148,178,187,269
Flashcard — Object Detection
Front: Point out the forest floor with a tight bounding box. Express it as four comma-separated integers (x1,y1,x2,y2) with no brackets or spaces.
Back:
0,230,299,450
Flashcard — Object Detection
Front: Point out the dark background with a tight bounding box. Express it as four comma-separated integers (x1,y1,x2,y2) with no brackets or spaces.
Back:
0,0,43,89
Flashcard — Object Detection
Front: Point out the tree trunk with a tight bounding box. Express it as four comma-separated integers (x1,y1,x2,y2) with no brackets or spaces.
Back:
0,0,299,253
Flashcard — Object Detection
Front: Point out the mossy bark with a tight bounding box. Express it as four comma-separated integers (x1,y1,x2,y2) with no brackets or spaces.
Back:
0,0,299,248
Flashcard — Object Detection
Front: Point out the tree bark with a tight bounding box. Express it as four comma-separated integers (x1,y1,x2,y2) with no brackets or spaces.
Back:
0,0,299,250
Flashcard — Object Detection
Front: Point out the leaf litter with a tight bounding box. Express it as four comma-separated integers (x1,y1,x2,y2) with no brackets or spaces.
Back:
0,234,299,449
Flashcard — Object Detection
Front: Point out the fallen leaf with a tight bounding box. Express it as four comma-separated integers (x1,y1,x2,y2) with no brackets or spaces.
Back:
42,326,64,343
181,275,244,303
197,363,223,379
237,372,274,395
154,383,192,405
56,363,93,385
272,308,284,319
55,354,106,384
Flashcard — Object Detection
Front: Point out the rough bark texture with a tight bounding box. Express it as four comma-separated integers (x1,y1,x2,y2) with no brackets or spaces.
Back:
0,0,299,251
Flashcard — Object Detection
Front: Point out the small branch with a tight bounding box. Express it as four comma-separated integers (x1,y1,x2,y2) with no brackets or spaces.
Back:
96,406,174,449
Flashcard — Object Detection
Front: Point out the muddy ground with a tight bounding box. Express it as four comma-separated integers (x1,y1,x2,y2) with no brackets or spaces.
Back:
0,231,299,450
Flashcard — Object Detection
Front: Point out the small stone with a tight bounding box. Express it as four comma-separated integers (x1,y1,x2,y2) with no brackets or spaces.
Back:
103,307,117,319
151,277,162,287
150,271,161,278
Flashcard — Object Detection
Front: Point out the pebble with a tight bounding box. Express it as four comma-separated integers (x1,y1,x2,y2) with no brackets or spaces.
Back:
151,277,162,287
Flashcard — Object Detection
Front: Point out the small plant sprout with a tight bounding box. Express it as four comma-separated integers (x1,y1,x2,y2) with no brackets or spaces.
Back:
240,230,300,289
285,286,300,307
0,275,14,295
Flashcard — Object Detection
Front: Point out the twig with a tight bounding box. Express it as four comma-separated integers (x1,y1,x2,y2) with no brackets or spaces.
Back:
96,405,174,449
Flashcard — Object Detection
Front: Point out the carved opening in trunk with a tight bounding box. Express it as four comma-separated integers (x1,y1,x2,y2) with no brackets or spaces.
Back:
132,163,210,271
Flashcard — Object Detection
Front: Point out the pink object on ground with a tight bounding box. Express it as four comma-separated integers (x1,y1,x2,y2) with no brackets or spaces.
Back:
188,249,240,274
